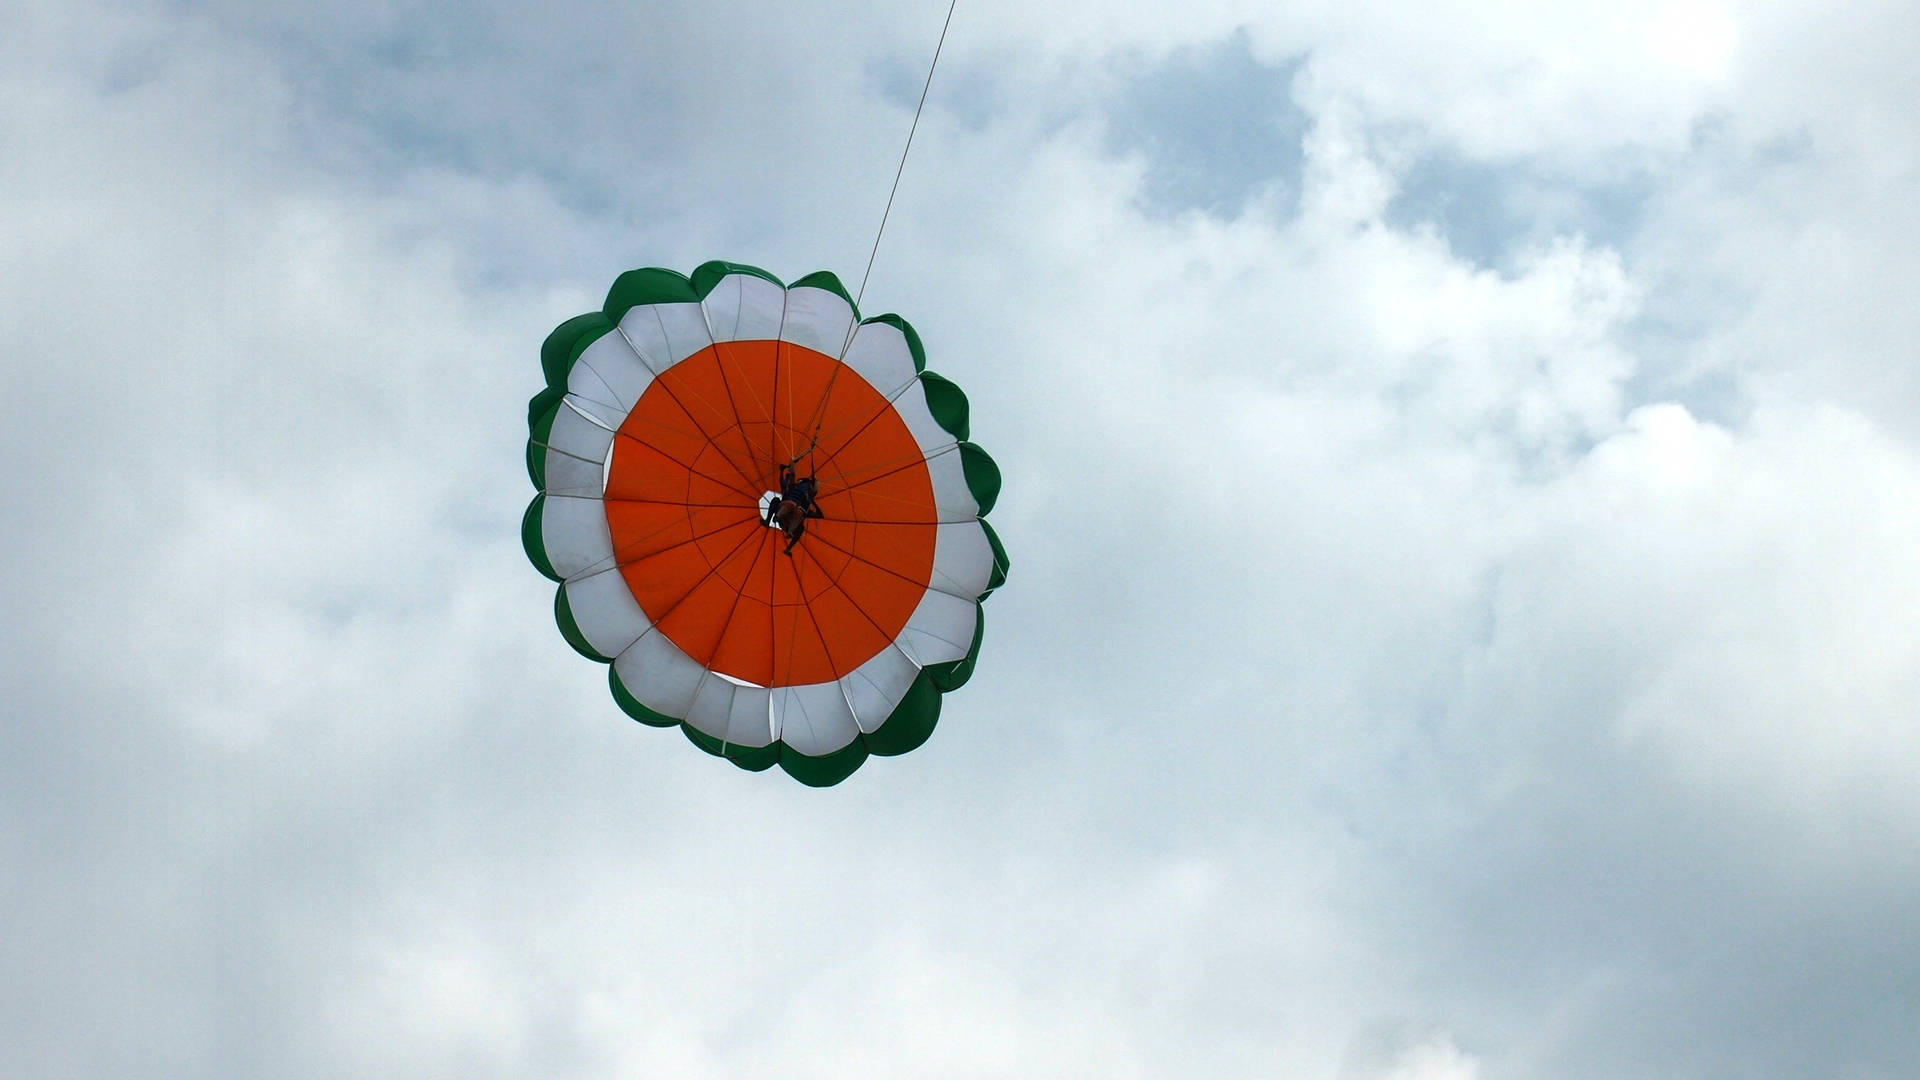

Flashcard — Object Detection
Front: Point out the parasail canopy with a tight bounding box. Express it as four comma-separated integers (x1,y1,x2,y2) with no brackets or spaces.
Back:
524,262,1006,785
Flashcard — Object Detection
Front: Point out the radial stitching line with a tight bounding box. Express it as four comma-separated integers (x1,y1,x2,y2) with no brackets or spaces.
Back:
597,358,761,497
673,506,760,578
819,443,960,504
781,552,829,747
617,313,765,495
552,503,682,583
777,327,795,467
600,512,769,687
799,524,977,607
793,368,895,477
822,430,958,483
801,489,965,603
774,513,972,526
561,397,707,452
612,506,761,573
619,515,769,652
804,462,976,648
794,539,932,704
567,351,640,415
610,428,764,503
697,521,768,697
801,297,867,457
664,302,774,490
701,286,770,484
765,519,782,733
801,348,935,477
558,395,621,433
531,441,608,490
547,492,696,584
759,275,785,473
797,537,909,645
649,379,765,498
565,499,756,584
559,393,761,498
530,433,606,469
777,558,806,701
603,497,763,511
720,281,787,478
789,547,871,739
600,405,762,481
815,421,940,498
760,380,908,489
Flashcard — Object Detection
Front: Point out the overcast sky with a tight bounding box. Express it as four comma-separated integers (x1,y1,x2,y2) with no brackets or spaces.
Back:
5,1,1918,1077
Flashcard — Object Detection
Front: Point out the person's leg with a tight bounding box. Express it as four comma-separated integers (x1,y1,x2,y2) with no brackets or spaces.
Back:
775,501,804,554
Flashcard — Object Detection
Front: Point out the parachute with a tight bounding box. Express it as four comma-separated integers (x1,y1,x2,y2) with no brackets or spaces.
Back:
523,262,1008,786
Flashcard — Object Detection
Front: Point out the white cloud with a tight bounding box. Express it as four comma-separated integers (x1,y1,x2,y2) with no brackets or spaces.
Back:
1346,1031,1483,1080
1563,404,1920,832
5,2,1920,1078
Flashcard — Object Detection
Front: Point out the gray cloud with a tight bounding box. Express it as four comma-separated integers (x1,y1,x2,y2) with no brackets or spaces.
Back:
1105,29,1309,220
5,3,1918,1078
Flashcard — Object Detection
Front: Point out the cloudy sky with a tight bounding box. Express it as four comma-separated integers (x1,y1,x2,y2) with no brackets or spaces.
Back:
5,1,1918,1077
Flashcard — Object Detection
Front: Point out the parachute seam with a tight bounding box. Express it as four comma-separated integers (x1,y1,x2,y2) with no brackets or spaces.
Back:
619,311,763,494
611,320,762,494
806,369,941,479
704,277,777,484
698,278,756,486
